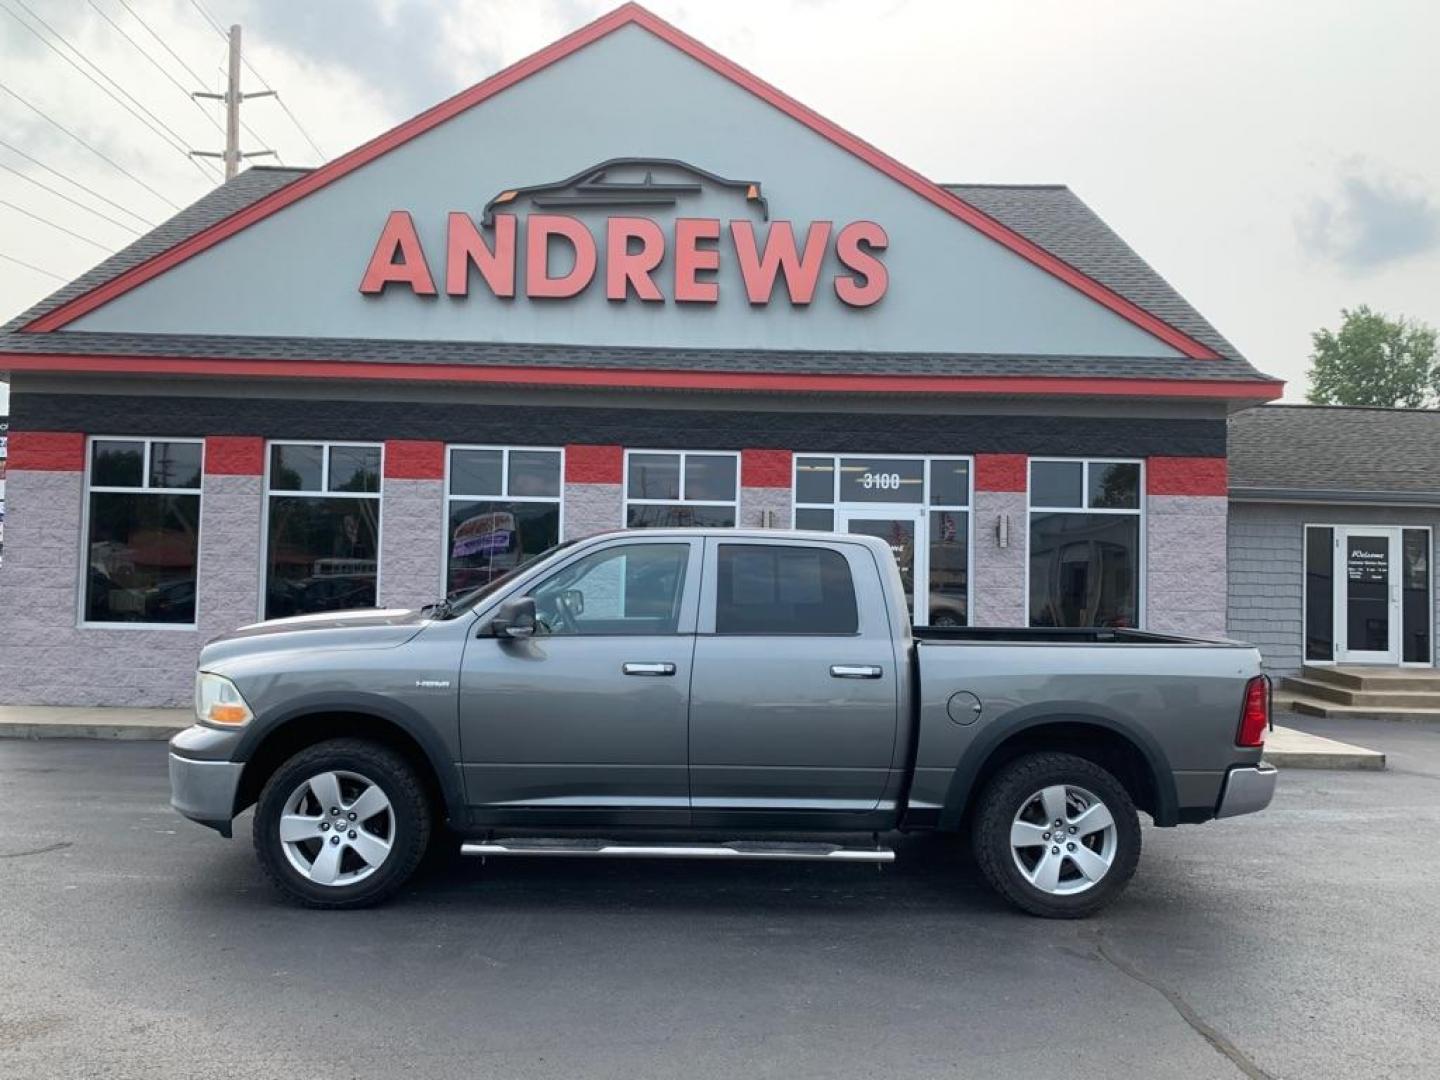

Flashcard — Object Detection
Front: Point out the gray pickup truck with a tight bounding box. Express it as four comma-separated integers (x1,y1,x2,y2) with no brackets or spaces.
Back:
169,528,1276,918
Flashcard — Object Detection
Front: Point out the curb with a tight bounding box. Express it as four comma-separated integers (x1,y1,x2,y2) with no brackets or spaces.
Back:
0,722,184,741
1265,748,1385,771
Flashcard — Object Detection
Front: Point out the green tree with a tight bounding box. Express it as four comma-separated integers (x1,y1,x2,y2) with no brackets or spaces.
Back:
1306,306,1439,407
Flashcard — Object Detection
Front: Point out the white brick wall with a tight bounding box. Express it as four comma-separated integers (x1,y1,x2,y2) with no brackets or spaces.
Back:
971,489,1027,626
563,481,621,539
379,477,443,608
1146,493,1227,637
738,485,791,529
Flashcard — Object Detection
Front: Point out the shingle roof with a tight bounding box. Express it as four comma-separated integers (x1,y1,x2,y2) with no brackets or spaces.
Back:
1,170,1275,387
1229,404,1440,500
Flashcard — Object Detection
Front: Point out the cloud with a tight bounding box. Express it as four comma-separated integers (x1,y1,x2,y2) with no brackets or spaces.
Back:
1298,161,1440,272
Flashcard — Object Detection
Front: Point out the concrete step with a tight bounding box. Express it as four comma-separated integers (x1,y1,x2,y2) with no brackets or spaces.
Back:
1280,675,1440,709
1285,693,1440,723
1300,664,1440,693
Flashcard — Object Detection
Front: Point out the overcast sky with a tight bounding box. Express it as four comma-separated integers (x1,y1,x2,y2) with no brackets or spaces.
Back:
2,0,1438,416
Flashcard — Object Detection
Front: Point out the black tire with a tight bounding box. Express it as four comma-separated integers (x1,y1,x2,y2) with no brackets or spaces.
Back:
971,752,1140,919
252,738,431,909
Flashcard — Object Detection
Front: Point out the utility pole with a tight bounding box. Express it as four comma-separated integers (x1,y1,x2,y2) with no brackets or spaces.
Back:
192,25,275,181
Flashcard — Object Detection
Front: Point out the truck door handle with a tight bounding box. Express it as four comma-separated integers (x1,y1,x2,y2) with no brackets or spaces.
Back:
623,662,676,676
830,664,883,679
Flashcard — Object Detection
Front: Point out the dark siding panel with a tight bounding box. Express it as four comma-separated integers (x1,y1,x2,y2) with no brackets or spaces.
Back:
11,392,1226,457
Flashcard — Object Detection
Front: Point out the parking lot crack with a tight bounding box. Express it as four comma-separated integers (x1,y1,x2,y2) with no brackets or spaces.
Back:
1085,931,1275,1080
0,841,73,859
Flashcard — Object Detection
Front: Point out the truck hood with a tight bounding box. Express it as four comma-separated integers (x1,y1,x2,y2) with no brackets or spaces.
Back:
199,608,431,668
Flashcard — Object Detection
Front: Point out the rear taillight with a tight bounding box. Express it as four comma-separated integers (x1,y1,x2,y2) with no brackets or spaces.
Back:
1237,675,1271,748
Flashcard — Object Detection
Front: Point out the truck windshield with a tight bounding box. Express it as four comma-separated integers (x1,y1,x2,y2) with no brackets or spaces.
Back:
439,540,578,618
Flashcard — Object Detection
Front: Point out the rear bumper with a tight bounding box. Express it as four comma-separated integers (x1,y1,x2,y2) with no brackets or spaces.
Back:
169,750,243,837
1215,762,1277,819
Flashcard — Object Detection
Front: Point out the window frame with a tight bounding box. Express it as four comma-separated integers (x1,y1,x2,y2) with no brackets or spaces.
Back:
78,434,205,630
1025,457,1146,630
441,444,565,595
260,440,384,622
790,452,974,626
622,448,740,528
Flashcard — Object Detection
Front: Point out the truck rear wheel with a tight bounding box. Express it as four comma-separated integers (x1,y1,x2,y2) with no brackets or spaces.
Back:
252,738,431,909
971,752,1140,918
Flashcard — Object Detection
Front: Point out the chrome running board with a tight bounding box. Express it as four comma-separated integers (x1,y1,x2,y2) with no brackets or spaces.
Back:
460,838,894,863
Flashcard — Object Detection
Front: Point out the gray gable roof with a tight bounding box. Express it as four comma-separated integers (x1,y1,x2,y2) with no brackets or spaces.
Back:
1229,404,1440,502
1,169,1275,387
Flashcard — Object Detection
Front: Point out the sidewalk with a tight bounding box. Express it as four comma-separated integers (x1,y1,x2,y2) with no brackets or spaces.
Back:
0,706,1387,769
0,705,188,741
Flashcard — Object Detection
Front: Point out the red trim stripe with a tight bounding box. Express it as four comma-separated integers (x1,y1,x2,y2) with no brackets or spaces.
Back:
565,444,623,483
741,448,792,488
205,435,264,475
8,431,86,471
1147,456,1227,496
19,3,1219,359
0,354,1285,400
975,453,1028,492
384,440,445,480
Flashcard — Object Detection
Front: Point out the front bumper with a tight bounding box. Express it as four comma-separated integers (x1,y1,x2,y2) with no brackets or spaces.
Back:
169,749,243,837
1215,762,1278,819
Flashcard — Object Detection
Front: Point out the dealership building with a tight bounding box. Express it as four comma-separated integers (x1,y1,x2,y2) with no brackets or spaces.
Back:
0,3,1289,708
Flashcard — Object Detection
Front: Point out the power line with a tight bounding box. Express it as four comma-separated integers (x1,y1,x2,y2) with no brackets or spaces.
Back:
0,137,156,227
187,0,225,37
0,0,221,182
0,250,69,282
0,81,180,210
0,197,115,252
189,0,325,161
112,0,275,161
86,0,223,136
0,160,143,235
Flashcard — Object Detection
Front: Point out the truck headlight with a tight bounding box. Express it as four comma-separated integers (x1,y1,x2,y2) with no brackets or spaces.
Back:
195,672,253,728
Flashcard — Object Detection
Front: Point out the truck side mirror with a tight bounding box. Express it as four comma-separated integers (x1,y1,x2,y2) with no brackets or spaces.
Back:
489,596,537,639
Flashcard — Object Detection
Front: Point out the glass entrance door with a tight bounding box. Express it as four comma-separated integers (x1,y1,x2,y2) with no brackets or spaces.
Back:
836,507,927,623
1337,528,1400,664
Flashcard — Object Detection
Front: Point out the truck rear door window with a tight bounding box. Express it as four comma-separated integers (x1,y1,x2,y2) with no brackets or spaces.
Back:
716,545,858,635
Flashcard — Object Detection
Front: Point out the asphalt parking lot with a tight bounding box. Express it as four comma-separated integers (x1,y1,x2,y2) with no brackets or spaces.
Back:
2,719,1436,1080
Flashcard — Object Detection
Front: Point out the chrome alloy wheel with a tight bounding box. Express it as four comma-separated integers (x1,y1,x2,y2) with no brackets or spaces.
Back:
1009,784,1117,896
279,770,394,887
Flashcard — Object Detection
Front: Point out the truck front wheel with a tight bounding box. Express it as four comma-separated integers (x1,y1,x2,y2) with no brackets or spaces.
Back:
971,752,1140,918
252,738,432,909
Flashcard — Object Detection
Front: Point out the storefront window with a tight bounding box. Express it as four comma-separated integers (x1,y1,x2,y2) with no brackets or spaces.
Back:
1403,528,1431,664
264,442,381,619
1304,526,1335,662
1028,459,1142,628
84,438,202,625
624,450,738,528
446,446,562,599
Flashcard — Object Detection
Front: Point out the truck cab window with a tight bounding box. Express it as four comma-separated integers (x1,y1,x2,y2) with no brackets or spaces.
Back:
716,545,858,634
529,543,688,636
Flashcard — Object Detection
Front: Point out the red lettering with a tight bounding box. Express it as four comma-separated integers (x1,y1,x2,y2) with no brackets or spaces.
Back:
730,220,831,305
525,214,597,298
606,217,665,301
359,210,436,295
674,218,720,303
834,220,889,307
447,212,515,297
